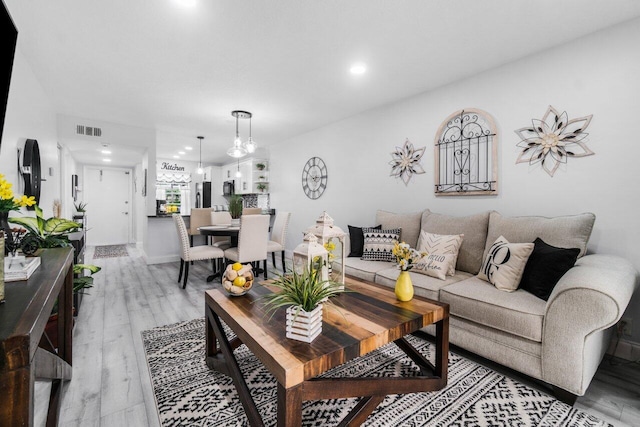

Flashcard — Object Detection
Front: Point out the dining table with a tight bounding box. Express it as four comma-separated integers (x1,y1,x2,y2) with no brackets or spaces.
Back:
198,225,240,282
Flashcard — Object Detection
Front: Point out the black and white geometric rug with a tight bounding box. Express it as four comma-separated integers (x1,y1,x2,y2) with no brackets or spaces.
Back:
93,244,129,259
141,318,611,427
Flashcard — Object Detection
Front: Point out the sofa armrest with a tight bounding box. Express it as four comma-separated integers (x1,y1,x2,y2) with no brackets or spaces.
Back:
542,254,638,394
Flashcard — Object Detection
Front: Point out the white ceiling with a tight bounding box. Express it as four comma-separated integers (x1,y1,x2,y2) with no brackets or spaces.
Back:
6,0,640,166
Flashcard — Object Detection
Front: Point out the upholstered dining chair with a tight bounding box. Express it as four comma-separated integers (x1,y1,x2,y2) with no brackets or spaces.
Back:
224,214,270,279
242,207,263,215
267,211,291,272
173,214,224,289
210,211,233,250
189,208,213,246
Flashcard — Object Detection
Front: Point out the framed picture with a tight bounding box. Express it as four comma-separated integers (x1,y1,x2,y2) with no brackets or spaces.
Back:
71,174,78,201
142,168,147,197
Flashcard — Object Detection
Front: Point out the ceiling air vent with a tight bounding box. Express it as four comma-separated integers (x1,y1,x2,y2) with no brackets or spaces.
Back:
76,124,102,137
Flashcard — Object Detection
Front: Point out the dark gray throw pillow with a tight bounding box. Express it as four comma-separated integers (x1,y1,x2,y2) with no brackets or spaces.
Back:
519,237,580,301
347,224,381,257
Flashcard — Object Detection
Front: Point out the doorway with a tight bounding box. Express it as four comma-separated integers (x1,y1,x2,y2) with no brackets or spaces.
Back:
83,166,132,245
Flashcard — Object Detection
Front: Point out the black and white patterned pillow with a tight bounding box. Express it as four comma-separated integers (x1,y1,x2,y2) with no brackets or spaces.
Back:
361,228,401,262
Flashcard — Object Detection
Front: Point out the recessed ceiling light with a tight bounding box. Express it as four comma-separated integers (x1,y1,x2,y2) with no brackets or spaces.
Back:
101,149,111,154
102,158,111,162
174,0,196,8
350,63,367,75
178,151,185,155
173,155,180,159
185,146,193,150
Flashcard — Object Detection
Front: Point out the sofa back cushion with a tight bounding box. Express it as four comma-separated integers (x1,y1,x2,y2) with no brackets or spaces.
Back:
375,210,423,249
420,210,490,275
483,211,595,261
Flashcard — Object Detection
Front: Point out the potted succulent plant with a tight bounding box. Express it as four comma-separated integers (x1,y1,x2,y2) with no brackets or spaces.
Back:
261,266,345,343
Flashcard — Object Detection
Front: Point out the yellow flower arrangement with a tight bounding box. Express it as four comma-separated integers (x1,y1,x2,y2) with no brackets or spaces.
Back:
0,174,36,213
392,241,426,271
323,238,336,261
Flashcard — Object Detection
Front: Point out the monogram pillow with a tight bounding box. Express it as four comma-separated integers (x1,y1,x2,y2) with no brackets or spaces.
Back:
478,235,534,292
361,228,401,262
417,230,464,276
413,253,456,280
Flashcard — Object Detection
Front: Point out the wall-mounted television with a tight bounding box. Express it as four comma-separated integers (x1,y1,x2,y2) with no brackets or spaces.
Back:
0,0,18,143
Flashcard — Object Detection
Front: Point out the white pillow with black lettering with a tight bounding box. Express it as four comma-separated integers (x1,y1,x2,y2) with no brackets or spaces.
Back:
478,235,534,292
417,230,464,276
413,253,456,280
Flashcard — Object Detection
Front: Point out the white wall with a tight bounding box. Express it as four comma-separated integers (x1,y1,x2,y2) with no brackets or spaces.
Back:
0,47,59,218
270,18,640,343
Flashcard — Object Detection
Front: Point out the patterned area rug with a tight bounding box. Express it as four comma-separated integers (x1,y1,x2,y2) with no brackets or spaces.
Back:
93,244,129,259
142,318,611,427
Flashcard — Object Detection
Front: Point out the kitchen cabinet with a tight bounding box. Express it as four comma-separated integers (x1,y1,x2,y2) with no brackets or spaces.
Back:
223,159,269,195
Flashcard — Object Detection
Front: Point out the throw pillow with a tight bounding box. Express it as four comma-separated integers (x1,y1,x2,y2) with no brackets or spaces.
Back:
347,224,381,257
478,235,534,292
361,228,401,262
519,238,580,301
417,230,464,276
413,253,456,280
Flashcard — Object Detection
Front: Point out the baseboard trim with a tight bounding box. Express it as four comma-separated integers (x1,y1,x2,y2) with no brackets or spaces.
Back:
607,337,640,361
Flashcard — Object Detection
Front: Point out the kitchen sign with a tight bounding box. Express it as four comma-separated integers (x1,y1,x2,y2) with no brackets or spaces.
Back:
160,161,186,172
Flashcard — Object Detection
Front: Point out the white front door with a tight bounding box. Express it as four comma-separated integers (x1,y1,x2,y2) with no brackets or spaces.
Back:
83,167,132,245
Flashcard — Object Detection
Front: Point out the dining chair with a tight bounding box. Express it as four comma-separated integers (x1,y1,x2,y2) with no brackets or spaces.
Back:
267,211,291,272
210,211,233,250
224,214,270,279
242,207,263,215
173,214,224,289
188,208,213,246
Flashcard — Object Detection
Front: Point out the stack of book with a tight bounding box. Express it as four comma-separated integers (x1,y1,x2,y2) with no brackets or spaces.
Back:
4,256,41,282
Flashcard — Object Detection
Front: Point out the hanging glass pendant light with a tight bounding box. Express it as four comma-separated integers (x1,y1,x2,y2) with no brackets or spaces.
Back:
235,158,242,177
245,115,257,154
197,136,204,174
227,111,249,158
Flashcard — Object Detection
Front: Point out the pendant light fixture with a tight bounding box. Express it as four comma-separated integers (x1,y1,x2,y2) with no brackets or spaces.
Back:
197,136,204,174
235,158,242,178
227,110,256,158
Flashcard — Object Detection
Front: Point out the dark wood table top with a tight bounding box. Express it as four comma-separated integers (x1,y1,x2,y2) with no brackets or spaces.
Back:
205,275,448,388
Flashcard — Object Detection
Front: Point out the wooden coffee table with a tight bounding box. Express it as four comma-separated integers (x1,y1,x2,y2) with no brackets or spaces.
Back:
204,276,449,426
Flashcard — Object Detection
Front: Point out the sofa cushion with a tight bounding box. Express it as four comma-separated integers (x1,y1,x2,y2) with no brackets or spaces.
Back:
519,238,580,301
362,228,401,262
347,224,381,257
332,258,392,283
483,211,595,260
375,267,472,301
478,236,534,292
420,210,490,275
413,253,456,280
375,210,423,248
440,277,547,342
417,230,464,275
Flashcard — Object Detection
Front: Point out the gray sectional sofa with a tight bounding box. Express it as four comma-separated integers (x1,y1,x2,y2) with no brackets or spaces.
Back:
334,209,638,402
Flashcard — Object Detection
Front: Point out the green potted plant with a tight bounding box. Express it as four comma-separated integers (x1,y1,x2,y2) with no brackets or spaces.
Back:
228,195,243,225
256,162,266,171
9,205,82,254
257,182,267,192
74,201,88,213
261,266,345,343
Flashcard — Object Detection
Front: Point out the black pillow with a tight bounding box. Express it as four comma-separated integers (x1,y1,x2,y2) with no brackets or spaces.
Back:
519,238,580,301
347,224,381,257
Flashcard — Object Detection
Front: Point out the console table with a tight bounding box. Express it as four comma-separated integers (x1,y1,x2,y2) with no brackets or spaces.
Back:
0,248,75,426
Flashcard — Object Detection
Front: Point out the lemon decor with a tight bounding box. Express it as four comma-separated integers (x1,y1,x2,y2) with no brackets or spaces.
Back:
392,242,426,301
222,263,254,296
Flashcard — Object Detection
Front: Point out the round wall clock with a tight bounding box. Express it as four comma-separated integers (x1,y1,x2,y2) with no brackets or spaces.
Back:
22,139,41,210
301,157,327,199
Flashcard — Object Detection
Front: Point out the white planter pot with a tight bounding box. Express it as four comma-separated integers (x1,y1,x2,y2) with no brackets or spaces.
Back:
230,218,240,227
286,304,322,343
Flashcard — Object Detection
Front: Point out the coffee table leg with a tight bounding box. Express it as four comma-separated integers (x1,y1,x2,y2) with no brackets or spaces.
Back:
205,306,264,427
277,383,302,427
435,315,449,384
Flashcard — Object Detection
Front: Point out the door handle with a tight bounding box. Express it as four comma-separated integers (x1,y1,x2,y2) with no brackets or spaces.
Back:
122,212,129,215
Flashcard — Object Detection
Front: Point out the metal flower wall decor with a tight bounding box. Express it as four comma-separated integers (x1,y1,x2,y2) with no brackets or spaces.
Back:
515,106,594,177
389,138,426,185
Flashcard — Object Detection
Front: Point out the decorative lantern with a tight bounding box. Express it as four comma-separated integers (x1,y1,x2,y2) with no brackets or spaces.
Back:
304,212,346,286
292,233,329,283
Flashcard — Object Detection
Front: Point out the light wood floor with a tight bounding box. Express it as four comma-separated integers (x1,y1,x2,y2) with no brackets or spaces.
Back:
33,245,640,426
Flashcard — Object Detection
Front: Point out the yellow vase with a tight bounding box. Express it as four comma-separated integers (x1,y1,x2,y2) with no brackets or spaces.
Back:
395,271,414,301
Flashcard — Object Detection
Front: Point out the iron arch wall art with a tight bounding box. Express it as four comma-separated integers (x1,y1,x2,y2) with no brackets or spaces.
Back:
434,108,498,196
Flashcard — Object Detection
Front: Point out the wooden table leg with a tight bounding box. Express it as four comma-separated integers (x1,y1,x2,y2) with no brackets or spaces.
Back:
277,383,302,427
435,315,449,384
205,306,264,426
